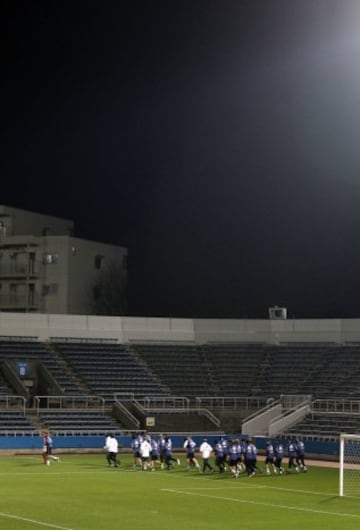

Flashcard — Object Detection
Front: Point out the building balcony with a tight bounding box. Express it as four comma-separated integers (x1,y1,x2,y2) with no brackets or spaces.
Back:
0,262,41,278
0,293,41,311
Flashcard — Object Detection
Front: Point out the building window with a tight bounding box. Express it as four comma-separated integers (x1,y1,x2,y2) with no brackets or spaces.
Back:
9,283,17,303
0,221,6,237
42,253,59,264
28,283,35,306
43,283,58,296
94,254,104,270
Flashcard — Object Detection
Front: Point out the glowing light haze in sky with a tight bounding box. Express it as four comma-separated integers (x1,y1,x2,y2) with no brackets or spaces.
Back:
3,0,360,318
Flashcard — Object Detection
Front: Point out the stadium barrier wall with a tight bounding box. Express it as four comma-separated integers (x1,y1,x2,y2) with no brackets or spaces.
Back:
0,435,339,460
3,311,360,343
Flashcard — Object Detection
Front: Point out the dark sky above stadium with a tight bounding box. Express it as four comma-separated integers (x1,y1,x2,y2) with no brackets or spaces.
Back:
3,0,360,319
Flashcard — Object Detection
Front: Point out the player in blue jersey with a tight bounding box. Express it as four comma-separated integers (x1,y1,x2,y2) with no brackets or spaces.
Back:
265,440,276,475
244,438,258,477
164,435,180,470
220,436,229,469
228,438,241,478
158,433,166,469
183,436,200,470
214,439,226,473
131,433,142,469
287,437,299,472
295,438,307,472
150,437,160,470
274,437,285,475
239,438,247,473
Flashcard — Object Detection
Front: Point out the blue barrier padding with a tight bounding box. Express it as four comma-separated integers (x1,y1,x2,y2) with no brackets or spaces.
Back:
0,434,339,457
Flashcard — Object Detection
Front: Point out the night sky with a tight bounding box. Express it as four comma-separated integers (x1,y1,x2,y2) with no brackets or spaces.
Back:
3,1,360,319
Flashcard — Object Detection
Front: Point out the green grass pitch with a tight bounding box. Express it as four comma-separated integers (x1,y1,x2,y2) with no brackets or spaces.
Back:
0,454,360,530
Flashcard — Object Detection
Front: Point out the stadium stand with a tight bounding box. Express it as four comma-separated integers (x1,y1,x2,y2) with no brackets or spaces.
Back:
286,412,360,439
53,341,168,402
38,409,123,435
0,409,37,435
0,338,85,395
131,343,213,396
2,332,360,436
202,342,268,396
0,368,14,395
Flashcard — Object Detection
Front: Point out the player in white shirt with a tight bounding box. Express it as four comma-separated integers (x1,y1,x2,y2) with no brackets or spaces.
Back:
140,438,152,470
104,434,120,468
199,438,214,474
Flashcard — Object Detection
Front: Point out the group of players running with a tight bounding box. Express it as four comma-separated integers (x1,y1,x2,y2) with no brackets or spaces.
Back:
130,432,307,477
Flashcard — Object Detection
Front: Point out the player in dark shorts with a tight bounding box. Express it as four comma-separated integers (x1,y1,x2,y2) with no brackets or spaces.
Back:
228,438,241,478
42,431,59,465
274,437,285,475
287,437,299,472
183,435,200,470
265,440,276,475
295,438,307,472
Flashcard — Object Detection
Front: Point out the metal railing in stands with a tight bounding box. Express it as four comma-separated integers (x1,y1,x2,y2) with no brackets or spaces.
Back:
140,396,190,411
0,395,26,414
33,395,105,412
194,396,268,410
312,399,360,414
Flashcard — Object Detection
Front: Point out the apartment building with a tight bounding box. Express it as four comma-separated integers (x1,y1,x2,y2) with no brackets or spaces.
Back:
0,205,127,315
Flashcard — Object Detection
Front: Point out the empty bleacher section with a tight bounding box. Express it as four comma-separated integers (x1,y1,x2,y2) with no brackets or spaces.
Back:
35,394,128,435
250,343,329,398
202,343,268,396
130,342,360,436
300,344,360,399
0,396,37,435
203,342,360,401
0,410,36,435
3,337,360,405
2,332,360,436
0,337,85,397
38,409,122,435
0,366,14,395
131,343,213,396
286,399,360,439
54,341,168,402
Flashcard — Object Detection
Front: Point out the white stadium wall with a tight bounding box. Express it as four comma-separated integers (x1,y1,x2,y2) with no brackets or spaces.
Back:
193,318,271,343
2,311,360,343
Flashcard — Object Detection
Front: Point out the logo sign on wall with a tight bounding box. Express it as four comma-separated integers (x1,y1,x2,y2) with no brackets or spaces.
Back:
17,362,30,379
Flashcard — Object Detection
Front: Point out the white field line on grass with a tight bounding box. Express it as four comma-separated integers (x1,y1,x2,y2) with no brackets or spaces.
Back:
0,465,339,499
0,511,74,530
176,484,336,497
139,465,339,498
161,488,360,519
0,461,350,501
0,470,121,477
112,466,338,499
